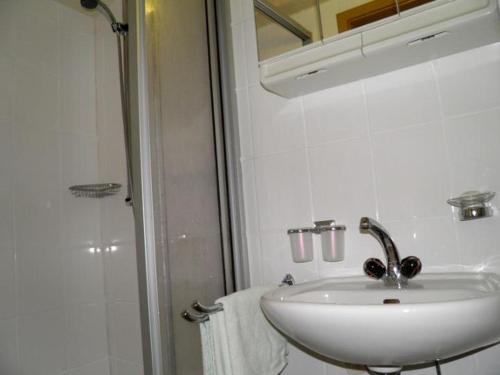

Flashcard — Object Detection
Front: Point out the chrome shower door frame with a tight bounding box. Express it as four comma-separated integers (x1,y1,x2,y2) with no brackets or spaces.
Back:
127,0,248,374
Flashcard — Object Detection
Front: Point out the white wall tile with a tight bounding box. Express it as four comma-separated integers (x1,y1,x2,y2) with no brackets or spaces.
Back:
67,359,111,375
59,31,97,136
236,88,254,159
107,302,143,363
0,121,13,191
372,122,450,221
13,0,59,75
63,246,105,305
309,138,377,223
13,128,60,191
240,0,255,21
0,247,16,320
249,85,306,156
231,23,248,89
61,134,100,247
303,81,368,146
231,8,500,372
325,362,366,375
439,354,476,374
445,107,500,195
14,61,59,132
457,215,500,268
66,303,108,369
0,187,14,250
109,358,144,375
98,133,127,186
101,193,136,244
18,308,68,375
386,217,459,268
435,43,500,116
259,230,319,285
103,243,139,302
0,317,18,374
0,58,13,122
58,3,95,36
283,345,326,375
241,159,259,235
0,0,143,373
14,186,61,249
229,0,243,25
365,63,440,132
0,1,15,61
474,343,500,375
254,150,312,231
17,243,64,315
61,192,101,249
243,18,260,86
404,364,440,375
245,233,263,286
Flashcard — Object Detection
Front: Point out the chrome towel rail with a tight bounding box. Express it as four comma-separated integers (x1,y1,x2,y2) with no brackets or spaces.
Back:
181,309,210,323
182,301,224,324
182,274,295,323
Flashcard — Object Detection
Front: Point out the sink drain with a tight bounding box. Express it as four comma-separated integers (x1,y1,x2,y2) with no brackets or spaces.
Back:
383,299,400,304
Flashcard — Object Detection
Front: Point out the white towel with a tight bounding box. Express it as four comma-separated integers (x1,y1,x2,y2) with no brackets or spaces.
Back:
200,286,288,375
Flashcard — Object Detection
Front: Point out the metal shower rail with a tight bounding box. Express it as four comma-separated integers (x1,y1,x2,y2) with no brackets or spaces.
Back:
254,0,313,45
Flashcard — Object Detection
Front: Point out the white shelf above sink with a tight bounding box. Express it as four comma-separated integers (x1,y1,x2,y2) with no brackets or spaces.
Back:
259,0,500,98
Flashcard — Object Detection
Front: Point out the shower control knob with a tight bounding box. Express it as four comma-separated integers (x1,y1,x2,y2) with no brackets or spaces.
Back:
364,258,386,280
400,256,422,279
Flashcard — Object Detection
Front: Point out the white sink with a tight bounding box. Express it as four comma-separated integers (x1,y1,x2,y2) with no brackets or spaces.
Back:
261,272,500,370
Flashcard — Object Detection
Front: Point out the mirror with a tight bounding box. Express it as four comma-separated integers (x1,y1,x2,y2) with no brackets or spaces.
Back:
255,0,437,61
255,0,322,61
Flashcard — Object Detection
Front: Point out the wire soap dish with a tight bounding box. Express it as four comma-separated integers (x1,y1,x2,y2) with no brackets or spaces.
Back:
69,183,122,198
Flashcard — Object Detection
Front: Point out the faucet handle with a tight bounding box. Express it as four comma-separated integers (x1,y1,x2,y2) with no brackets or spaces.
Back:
363,258,386,280
400,256,422,279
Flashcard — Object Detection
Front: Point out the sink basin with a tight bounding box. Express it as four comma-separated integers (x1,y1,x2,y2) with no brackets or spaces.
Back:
261,272,500,368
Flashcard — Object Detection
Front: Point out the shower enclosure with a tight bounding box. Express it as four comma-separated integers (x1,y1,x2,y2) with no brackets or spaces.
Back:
0,0,143,373
0,0,240,374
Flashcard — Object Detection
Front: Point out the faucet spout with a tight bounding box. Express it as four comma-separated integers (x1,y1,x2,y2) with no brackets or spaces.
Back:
360,217,401,278
360,217,422,288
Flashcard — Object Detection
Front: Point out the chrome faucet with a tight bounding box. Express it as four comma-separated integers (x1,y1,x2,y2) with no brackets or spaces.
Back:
360,217,422,288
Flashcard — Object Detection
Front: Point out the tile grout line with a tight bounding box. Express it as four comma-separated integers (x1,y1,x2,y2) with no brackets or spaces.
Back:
242,81,265,286
361,81,381,221
299,96,321,280
430,60,463,266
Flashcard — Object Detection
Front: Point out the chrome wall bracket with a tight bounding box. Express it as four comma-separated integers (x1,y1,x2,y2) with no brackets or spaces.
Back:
280,273,295,286
181,300,224,323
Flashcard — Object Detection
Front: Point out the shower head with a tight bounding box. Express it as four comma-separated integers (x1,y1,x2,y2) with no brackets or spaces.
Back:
80,0,99,10
80,0,126,34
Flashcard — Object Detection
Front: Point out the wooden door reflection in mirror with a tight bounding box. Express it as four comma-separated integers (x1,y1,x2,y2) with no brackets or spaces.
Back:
336,0,435,33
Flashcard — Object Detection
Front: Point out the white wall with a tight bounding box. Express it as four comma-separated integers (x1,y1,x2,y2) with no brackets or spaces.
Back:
0,1,107,374
230,1,500,374
0,0,143,374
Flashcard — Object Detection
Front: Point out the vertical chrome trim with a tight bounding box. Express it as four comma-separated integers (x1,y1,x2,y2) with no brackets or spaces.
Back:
315,0,324,41
206,0,235,295
215,0,251,290
128,0,164,373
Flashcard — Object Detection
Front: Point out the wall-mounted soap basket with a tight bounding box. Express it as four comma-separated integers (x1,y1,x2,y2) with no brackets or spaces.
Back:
447,191,496,221
69,183,121,199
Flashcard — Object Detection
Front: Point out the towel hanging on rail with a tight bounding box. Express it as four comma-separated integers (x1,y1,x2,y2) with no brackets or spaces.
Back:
200,285,288,375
